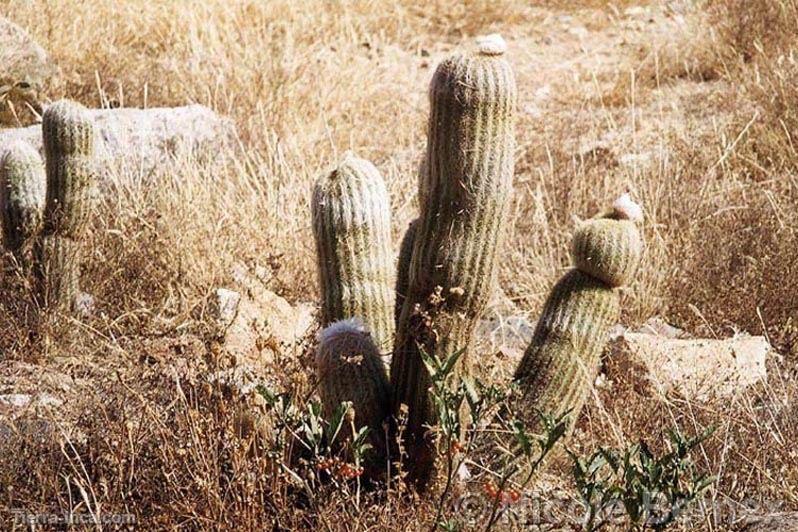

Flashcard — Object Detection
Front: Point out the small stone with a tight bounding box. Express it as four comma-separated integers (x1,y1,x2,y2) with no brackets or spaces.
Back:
211,288,241,330
476,314,535,362
0,394,32,408
74,292,95,318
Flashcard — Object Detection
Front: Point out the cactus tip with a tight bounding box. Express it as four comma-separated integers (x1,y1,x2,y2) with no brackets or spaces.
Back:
612,193,643,222
476,33,507,56
316,317,369,365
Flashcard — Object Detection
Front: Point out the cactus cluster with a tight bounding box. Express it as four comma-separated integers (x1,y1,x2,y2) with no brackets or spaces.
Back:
0,99,96,315
311,36,643,492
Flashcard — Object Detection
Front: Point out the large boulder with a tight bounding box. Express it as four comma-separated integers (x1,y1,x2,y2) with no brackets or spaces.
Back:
0,17,55,124
0,104,237,181
609,326,770,400
0,17,53,88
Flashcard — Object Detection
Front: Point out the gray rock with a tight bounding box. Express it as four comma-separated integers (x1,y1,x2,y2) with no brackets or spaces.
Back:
74,291,95,318
0,393,32,408
614,332,770,400
476,314,535,362
0,392,63,413
0,104,237,181
0,17,53,89
210,288,242,331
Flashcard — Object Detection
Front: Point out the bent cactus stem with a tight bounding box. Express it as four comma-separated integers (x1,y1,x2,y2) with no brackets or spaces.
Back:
0,141,45,268
513,269,621,431
390,35,517,491
312,153,395,355
35,99,96,313
513,195,643,438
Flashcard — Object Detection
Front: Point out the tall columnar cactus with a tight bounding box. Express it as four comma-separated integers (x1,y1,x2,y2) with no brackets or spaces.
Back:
315,318,391,474
311,153,395,354
390,35,517,489
394,218,418,326
513,195,643,435
35,99,96,312
0,141,45,265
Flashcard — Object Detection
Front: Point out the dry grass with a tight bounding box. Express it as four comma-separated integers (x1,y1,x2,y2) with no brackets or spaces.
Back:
0,0,796,529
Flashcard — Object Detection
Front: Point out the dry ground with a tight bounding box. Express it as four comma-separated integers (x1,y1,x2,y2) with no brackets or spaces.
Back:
0,0,796,530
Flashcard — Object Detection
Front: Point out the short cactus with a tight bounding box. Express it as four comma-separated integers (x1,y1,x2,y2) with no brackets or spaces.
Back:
315,318,391,472
514,196,643,434
0,141,45,265
390,36,517,489
394,218,418,326
34,99,96,312
311,153,395,353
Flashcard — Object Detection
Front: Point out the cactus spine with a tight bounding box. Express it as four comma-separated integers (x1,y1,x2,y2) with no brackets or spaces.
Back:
513,196,642,434
0,141,45,266
390,37,517,489
312,153,395,354
394,218,418,326
35,99,96,312
315,318,390,473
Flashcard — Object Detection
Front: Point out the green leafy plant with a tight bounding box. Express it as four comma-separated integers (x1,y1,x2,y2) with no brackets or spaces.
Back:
417,345,568,531
570,427,716,531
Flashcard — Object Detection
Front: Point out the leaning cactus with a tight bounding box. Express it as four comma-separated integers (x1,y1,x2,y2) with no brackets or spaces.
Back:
513,195,643,435
390,35,517,489
0,141,45,265
394,218,418,326
312,153,395,354
34,99,96,312
315,318,391,474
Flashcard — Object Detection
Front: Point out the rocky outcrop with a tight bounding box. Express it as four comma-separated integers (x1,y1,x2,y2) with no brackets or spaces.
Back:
608,319,770,400
210,264,315,371
0,16,55,124
0,104,237,180
0,17,53,89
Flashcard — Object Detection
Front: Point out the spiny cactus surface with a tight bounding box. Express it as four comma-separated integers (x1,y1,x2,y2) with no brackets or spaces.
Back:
315,318,390,473
513,269,621,426
571,193,643,288
390,37,517,490
0,141,45,261
514,196,643,435
35,99,96,312
394,218,418,327
312,153,395,353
